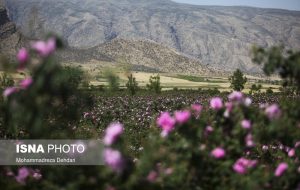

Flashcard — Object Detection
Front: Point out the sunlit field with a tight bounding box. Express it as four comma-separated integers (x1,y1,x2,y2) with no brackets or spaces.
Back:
62,62,281,92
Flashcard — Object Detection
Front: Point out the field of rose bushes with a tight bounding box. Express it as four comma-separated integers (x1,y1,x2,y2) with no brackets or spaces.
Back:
80,91,294,156
0,37,299,189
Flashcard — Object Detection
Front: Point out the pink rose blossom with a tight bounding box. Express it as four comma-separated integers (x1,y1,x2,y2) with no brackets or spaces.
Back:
233,162,246,174
275,162,288,177
32,170,42,180
20,78,33,89
265,104,281,119
106,186,116,190
191,104,202,117
6,170,14,177
157,112,176,137
211,147,226,159
164,167,173,175
31,38,56,57
3,87,18,97
245,134,255,147
15,167,30,185
205,126,214,134
233,158,257,174
146,170,158,183
83,112,90,118
174,110,191,124
225,102,233,112
224,102,234,118
262,145,269,151
17,48,29,69
104,122,124,145
288,149,295,157
228,91,243,102
244,97,252,106
103,148,124,173
210,97,223,110
241,119,251,129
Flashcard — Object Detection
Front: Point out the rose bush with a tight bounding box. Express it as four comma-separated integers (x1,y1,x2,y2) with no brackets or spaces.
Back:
0,40,299,190
101,91,299,190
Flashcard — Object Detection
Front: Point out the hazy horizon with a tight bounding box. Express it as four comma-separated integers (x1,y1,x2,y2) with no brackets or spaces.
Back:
172,0,300,11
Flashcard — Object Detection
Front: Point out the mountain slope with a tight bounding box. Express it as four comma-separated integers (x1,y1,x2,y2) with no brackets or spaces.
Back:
58,39,212,74
3,0,300,74
0,0,25,59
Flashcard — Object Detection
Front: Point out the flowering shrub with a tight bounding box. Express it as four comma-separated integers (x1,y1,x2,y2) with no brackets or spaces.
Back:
0,36,94,139
0,40,299,189
0,37,102,189
100,91,300,189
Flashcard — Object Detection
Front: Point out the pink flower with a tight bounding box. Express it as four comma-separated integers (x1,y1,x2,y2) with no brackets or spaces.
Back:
164,167,173,175
205,126,214,134
157,112,176,137
244,97,252,106
20,78,33,89
262,145,269,151
17,48,29,68
241,119,251,129
233,158,257,174
265,104,281,119
31,38,56,57
211,147,226,159
174,110,191,124
104,122,124,145
83,112,90,118
210,97,223,110
15,167,30,185
245,134,255,147
103,148,124,173
288,149,295,157
3,87,18,97
228,91,243,102
146,170,158,183
106,186,116,190
6,170,14,177
32,170,42,180
191,104,202,117
275,162,288,177
224,102,233,117
233,162,247,174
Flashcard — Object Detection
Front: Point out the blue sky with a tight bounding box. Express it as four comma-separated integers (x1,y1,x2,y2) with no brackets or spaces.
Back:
172,0,300,11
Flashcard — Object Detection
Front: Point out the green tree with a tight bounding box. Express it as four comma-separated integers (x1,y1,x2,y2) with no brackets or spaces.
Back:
104,70,120,92
266,87,273,94
229,69,247,91
252,46,300,94
146,74,161,94
58,66,89,89
126,74,138,95
249,84,262,95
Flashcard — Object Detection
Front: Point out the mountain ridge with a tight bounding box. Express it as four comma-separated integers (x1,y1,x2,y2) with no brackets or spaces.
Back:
58,38,214,75
2,0,300,74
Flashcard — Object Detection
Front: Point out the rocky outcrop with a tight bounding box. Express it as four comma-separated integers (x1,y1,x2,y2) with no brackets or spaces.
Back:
0,0,25,60
3,0,300,74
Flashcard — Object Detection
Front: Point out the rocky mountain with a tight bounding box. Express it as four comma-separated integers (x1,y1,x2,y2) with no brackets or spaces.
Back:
2,0,300,74
58,39,212,74
0,0,25,59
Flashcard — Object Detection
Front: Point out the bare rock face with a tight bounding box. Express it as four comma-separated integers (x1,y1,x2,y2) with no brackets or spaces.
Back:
3,0,300,74
0,0,25,60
